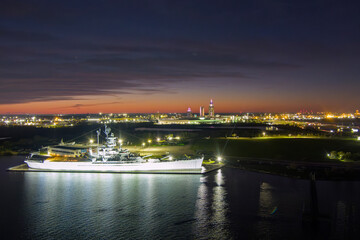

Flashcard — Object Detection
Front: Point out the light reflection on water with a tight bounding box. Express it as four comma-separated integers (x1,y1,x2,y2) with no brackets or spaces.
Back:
1,156,360,239
256,182,275,239
22,172,202,239
193,169,230,239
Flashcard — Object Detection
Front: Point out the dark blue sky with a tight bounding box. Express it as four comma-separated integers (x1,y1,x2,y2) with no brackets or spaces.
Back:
1,0,360,113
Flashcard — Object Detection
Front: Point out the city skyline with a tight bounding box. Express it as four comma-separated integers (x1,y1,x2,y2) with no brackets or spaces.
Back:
1,1,360,114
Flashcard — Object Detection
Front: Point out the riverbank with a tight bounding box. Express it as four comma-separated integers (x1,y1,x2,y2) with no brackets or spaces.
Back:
192,138,360,162
121,144,360,181
226,157,360,181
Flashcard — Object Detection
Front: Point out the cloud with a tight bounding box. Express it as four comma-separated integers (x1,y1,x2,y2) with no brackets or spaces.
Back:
0,30,304,105
0,0,359,110
0,26,56,42
58,101,123,109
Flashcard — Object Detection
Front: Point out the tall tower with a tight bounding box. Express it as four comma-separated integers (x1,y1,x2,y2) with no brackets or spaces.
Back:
187,107,192,118
208,99,214,117
200,106,205,117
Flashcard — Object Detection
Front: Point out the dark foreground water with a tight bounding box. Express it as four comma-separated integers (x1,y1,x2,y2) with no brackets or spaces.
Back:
1,156,360,239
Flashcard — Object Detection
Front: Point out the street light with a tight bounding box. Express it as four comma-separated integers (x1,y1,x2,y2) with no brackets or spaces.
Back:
148,139,152,143
89,139,94,144
142,142,146,147
157,138,161,142
118,139,123,144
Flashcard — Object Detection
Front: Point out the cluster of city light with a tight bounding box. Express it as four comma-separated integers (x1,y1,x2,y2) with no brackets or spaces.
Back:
1,110,360,127
0,115,76,127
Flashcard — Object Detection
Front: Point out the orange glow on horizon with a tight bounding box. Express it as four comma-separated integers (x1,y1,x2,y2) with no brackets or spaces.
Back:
0,97,325,114
0,92,347,114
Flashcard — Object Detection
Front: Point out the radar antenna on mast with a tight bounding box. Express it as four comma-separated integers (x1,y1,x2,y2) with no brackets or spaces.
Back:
104,125,111,138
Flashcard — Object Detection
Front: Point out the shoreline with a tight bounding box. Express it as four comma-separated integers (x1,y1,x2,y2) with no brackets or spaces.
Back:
226,157,360,181
2,149,360,181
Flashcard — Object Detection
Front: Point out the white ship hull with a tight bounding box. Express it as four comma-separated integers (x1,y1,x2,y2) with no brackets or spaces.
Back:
25,158,204,173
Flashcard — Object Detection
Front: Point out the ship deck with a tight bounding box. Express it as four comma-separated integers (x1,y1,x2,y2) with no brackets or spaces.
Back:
7,163,224,174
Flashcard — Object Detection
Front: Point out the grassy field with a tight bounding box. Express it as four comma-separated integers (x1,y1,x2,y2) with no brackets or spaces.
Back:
124,137,360,163
126,145,195,157
192,137,360,162
2,124,360,163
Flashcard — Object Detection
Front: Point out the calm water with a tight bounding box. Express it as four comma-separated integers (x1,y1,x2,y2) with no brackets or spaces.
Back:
1,156,360,239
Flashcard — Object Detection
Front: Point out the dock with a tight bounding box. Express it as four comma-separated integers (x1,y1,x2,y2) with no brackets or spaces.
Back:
7,163,224,174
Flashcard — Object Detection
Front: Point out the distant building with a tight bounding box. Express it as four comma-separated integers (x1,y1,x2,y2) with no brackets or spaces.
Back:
155,111,160,120
187,107,192,118
208,99,214,117
200,106,205,117
355,110,360,118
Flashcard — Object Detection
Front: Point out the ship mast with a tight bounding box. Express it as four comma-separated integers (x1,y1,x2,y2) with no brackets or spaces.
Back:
96,129,100,156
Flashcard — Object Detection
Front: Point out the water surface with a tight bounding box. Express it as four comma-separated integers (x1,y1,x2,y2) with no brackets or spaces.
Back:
1,156,360,239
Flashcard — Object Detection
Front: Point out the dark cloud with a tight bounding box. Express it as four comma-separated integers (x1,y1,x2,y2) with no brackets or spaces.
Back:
0,26,56,42
59,101,123,109
0,0,359,111
0,28,304,104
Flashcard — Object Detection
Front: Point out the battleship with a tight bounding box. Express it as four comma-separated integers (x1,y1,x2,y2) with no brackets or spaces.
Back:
24,125,204,173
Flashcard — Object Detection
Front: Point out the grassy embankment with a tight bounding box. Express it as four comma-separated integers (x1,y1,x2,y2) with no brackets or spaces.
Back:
191,137,360,180
118,137,360,162
127,136,360,179
193,137,360,161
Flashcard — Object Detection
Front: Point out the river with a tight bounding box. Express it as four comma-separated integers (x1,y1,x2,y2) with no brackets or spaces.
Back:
1,156,360,239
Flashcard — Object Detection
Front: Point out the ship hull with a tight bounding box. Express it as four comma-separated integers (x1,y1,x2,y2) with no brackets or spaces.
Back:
25,158,204,173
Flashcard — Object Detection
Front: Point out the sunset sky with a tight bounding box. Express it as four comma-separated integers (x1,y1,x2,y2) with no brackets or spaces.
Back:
1,0,360,114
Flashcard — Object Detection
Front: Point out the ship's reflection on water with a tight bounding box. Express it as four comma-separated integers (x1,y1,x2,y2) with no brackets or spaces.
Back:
22,172,203,239
12,166,360,239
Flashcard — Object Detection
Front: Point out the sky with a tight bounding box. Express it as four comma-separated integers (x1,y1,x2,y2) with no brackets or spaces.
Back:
0,0,360,114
